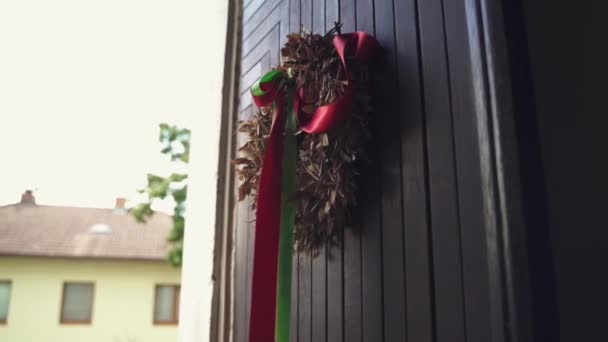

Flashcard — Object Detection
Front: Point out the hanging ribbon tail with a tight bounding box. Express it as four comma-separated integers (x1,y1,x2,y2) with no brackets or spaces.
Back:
275,85,297,342
298,32,380,134
248,70,286,342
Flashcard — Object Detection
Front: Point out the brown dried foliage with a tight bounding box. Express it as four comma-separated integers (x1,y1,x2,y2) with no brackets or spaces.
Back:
234,27,372,255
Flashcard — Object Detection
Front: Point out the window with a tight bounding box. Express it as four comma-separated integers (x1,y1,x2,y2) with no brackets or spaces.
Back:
154,284,180,324
60,282,94,324
0,281,11,324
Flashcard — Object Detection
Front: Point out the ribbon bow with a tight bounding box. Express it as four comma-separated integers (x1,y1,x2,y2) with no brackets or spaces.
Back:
248,31,379,342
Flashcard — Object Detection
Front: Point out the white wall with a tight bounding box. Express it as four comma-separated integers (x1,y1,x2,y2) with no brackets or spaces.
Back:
177,1,230,341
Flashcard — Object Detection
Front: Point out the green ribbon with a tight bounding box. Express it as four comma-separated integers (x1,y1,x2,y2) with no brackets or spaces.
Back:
275,79,296,342
251,69,284,96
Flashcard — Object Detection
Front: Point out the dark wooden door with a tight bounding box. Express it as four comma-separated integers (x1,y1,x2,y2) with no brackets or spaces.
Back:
233,0,531,341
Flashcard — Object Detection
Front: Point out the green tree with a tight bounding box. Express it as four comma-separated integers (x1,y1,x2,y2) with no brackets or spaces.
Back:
131,123,190,266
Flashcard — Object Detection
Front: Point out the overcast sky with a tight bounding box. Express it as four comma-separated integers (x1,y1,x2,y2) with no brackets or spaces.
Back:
0,0,209,212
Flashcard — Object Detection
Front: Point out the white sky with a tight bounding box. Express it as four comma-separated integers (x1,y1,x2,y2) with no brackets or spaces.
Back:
0,0,209,212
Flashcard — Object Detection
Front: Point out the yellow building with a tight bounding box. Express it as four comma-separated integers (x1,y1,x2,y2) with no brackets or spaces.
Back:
0,195,181,342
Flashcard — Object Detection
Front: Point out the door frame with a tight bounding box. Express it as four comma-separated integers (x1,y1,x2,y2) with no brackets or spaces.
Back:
208,0,241,341
210,0,540,341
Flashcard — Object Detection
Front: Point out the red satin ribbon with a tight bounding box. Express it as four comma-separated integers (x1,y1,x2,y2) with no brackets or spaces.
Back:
247,93,286,342
298,32,380,133
248,31,379,342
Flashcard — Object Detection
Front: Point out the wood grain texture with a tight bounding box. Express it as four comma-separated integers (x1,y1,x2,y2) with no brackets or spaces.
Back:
325,5,344,341
310,2,327,342
354,4,384,342
393,0,434,340
298,253,312,342
232,0,529,341
372,0,407,340
340,5,361,342
418,0,467,340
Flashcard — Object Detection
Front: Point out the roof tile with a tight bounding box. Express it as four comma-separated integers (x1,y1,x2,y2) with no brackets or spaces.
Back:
0,204,172,260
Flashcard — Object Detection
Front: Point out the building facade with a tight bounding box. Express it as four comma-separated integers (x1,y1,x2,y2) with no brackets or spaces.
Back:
1,257,180,342
0,195,181,342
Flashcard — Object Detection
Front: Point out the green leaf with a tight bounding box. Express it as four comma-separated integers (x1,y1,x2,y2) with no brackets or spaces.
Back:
173,202,186,217
161,146,172,155
146,174,170,199
172,186,187,204
146,174,165,184
131,123,190,267
169,173,188,182
167,216,184,242
179,153,189,163
167,244,183,267
130,203,153,223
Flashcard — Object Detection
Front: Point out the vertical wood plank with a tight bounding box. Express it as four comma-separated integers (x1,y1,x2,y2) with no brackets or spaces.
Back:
312,0,326,32
297,2,313,341
245,132,256,342
359,143,384,342
237,107,258,342
373,0,407,341
442,0,494,341
291,254,300,342
234,166,250,342
325,2,344,339
298,253,313,342
302,0,313,30
343,223,362,342
311,3,328,342
356,0,373,34
327,246,343,342
357,2,384,342
393,0,435,341
417,0,467,341
290,0,301,33
287,3,302,340
311,250,327,342
326,0,339,27
339,6,362,342
341,0,355,29
294,1,312,341
280,0,290,46
358,165,383,342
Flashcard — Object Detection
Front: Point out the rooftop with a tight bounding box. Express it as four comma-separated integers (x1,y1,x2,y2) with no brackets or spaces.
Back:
0,200,172,261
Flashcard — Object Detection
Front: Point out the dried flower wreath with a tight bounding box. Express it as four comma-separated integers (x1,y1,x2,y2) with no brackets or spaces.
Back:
237,25,380,342
234,24,376,255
